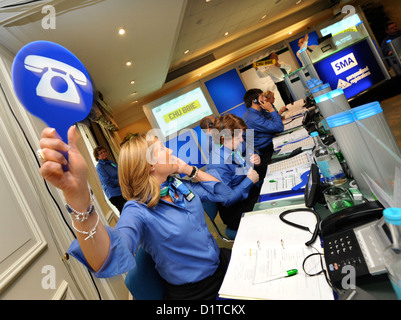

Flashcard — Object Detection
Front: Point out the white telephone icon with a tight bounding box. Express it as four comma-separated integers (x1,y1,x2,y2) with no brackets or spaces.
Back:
24,55,88,104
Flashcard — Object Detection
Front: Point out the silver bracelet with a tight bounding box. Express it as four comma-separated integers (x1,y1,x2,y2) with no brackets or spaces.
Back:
65,186,94,222
71,210,100,241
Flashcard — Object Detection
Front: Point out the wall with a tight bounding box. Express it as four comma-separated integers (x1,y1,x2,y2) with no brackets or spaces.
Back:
357,0,401,26
118,116,152,141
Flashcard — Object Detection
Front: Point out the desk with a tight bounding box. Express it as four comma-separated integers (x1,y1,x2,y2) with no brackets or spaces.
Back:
219,196,398,300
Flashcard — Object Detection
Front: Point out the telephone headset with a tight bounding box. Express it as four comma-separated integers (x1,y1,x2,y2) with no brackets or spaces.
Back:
279,208,321,247
279,208,330,283
253,98,260,105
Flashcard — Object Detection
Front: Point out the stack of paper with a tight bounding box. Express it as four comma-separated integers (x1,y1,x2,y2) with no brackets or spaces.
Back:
267,151,313,174
283,116,304,131
273,128,310,151
258,151,313,202
218,205,335,300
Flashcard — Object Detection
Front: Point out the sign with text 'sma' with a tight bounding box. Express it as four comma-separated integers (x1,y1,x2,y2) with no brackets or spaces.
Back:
314,39,385,99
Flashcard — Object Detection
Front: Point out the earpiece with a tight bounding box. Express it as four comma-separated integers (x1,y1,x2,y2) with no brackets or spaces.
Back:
253,98,260,105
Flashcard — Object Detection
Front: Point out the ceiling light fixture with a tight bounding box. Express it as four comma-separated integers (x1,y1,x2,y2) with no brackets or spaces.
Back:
184,49,190,54
130,80,135,84
118,27,126,35
296,0,302,4
261,14,266,20
224,31,229,36
126,60,132,67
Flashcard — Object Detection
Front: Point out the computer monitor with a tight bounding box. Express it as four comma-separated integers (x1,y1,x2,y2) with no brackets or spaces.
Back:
143,84,215,140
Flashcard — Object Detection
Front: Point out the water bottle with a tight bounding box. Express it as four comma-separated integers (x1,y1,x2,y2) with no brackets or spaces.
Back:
382,208,401,300
310,131,346,186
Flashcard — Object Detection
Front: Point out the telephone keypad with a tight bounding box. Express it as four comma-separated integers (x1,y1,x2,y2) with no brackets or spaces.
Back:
323,230,370,287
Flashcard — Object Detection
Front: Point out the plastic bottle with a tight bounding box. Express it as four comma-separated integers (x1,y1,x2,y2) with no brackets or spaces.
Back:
382,208,401,300
310,131,346,186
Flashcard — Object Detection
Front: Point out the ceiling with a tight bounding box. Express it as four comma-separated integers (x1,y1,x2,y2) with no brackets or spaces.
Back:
0,0,343,130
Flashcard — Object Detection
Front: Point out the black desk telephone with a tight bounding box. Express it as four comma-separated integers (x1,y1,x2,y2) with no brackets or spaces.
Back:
320,201,392,288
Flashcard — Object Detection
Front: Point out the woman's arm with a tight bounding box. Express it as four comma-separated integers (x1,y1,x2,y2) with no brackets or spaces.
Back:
39,126,110,272
174,156,220,182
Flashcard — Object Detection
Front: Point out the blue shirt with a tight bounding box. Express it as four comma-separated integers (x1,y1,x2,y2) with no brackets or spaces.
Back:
68,180,231,285
206,144,254,207
96,160,122,199
381,31,401,56
242,108,284,150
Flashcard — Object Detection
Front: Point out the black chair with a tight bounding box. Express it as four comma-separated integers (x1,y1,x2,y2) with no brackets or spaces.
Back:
202,201,236,241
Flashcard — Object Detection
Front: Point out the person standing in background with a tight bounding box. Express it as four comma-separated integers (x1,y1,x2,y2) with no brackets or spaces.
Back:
381,22,401,56
94,146,126,213
254,52,294,105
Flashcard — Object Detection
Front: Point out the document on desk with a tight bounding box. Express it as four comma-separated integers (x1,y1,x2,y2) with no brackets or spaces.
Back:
273,128,310,151
267,151,313,174
260,164,310,196
218,205,334,300
283,116,304,132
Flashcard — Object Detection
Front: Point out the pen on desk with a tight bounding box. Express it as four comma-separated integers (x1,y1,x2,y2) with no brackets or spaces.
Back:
253,269,298,285
269,180,277,183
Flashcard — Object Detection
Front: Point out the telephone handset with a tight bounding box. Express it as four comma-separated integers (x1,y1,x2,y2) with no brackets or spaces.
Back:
320,201,391,288
24,55,88,104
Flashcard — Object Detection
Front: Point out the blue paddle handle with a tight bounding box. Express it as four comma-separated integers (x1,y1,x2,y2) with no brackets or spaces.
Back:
61,149,69,171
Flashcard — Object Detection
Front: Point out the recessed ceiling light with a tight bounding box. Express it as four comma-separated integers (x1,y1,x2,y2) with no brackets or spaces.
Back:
296,0,302,4
130,80,135,84
130,92,137,96
184,49,190,55
118,27,126,35
289,31,293,35
126,60,132,67
261,14,267,20
224,31,229,36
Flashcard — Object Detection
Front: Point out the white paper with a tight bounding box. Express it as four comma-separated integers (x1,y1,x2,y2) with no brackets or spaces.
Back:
267,151,313,174
218,205,334,300
273,128,310,150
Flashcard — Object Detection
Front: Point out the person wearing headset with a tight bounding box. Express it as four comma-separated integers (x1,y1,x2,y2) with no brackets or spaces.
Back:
206,114,261,231
242,88,284,179
199,115,216,161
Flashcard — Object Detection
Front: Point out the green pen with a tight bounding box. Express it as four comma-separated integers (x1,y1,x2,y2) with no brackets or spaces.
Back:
253,269,298,285
269,180,277,183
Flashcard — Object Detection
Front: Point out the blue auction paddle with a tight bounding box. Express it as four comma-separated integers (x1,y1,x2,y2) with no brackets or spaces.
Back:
12,40,94,170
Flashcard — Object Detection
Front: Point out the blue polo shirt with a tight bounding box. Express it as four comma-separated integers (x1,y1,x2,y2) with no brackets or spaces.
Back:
242,108,284,150
96,160,122,199
206,144,254,207
68,179,231,285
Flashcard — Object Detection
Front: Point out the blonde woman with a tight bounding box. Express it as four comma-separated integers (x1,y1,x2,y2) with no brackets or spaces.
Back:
262,90,287,116
39,126,232,300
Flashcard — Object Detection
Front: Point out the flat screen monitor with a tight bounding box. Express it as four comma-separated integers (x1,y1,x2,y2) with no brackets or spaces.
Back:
320,14,361,37
143,85,214,140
